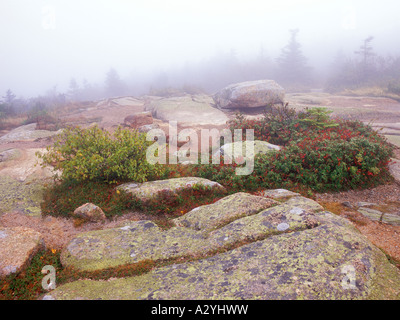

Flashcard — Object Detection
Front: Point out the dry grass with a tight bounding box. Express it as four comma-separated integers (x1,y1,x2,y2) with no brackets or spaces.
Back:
0,116,26,132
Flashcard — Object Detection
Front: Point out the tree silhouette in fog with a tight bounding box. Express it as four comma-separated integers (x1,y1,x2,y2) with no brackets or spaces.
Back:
105,68,126,97
354,36,376,79
275,29,312,87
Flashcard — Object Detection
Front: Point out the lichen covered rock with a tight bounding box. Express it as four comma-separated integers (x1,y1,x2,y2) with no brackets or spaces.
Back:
48,209,400,300
117,177,225,202
173,192,278,232
49,191,400,300
0,175,44,216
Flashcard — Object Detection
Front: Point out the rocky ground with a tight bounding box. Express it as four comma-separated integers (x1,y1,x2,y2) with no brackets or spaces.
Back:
45,189,400,300
2,90,400,299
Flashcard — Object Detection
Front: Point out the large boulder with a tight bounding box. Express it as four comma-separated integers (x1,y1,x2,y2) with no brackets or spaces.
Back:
0,227,44,277
144,94,228,127
123,111,153,128
47,191,400,300
213,80,285,110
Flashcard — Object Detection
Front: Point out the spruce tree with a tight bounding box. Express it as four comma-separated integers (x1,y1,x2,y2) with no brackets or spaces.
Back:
276,29,311,86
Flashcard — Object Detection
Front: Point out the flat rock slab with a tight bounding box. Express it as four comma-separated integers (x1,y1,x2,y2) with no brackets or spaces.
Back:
0,175,44,216
0,149,21,163
358,207,400,226
117,177,225,202
144,94,229,127
174,192,278,232
48,203,400,300
60,221,208,271
0,227,44,277
386,136,400,148
60,195,323,272
0,124,61,143
96,97,144,108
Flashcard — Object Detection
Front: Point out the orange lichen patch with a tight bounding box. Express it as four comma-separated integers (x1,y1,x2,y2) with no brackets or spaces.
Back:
319,201,348,215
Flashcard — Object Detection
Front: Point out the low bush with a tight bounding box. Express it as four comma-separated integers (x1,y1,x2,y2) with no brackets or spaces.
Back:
40,180,141,219
0,249,61,300
23,108,57,126
227,105,339,146
38,105,394,219
388,80,400,95
254,128,393,192
38,125,163,184
192,107,394,192
40,179,228,219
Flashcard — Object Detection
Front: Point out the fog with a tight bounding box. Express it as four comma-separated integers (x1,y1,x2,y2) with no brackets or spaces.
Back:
1,0,400,100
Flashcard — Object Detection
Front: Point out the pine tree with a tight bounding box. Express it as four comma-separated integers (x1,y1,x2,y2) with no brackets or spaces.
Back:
276,29,311,85
105,68,126,97
2,89,16,105
68,78,80,101
354,36,375,79
1,89,16,116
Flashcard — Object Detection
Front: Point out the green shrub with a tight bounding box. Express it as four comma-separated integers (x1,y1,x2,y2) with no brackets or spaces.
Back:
40,177,228,219
254,128,393,192
297,107,338,129
227,105,338,146
38,125,163,184
189,115,394,193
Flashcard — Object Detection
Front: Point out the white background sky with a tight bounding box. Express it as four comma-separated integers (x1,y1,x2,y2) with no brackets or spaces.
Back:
1,0,400,97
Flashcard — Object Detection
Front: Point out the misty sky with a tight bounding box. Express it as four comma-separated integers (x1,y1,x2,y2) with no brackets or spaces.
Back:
1,0,400,98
